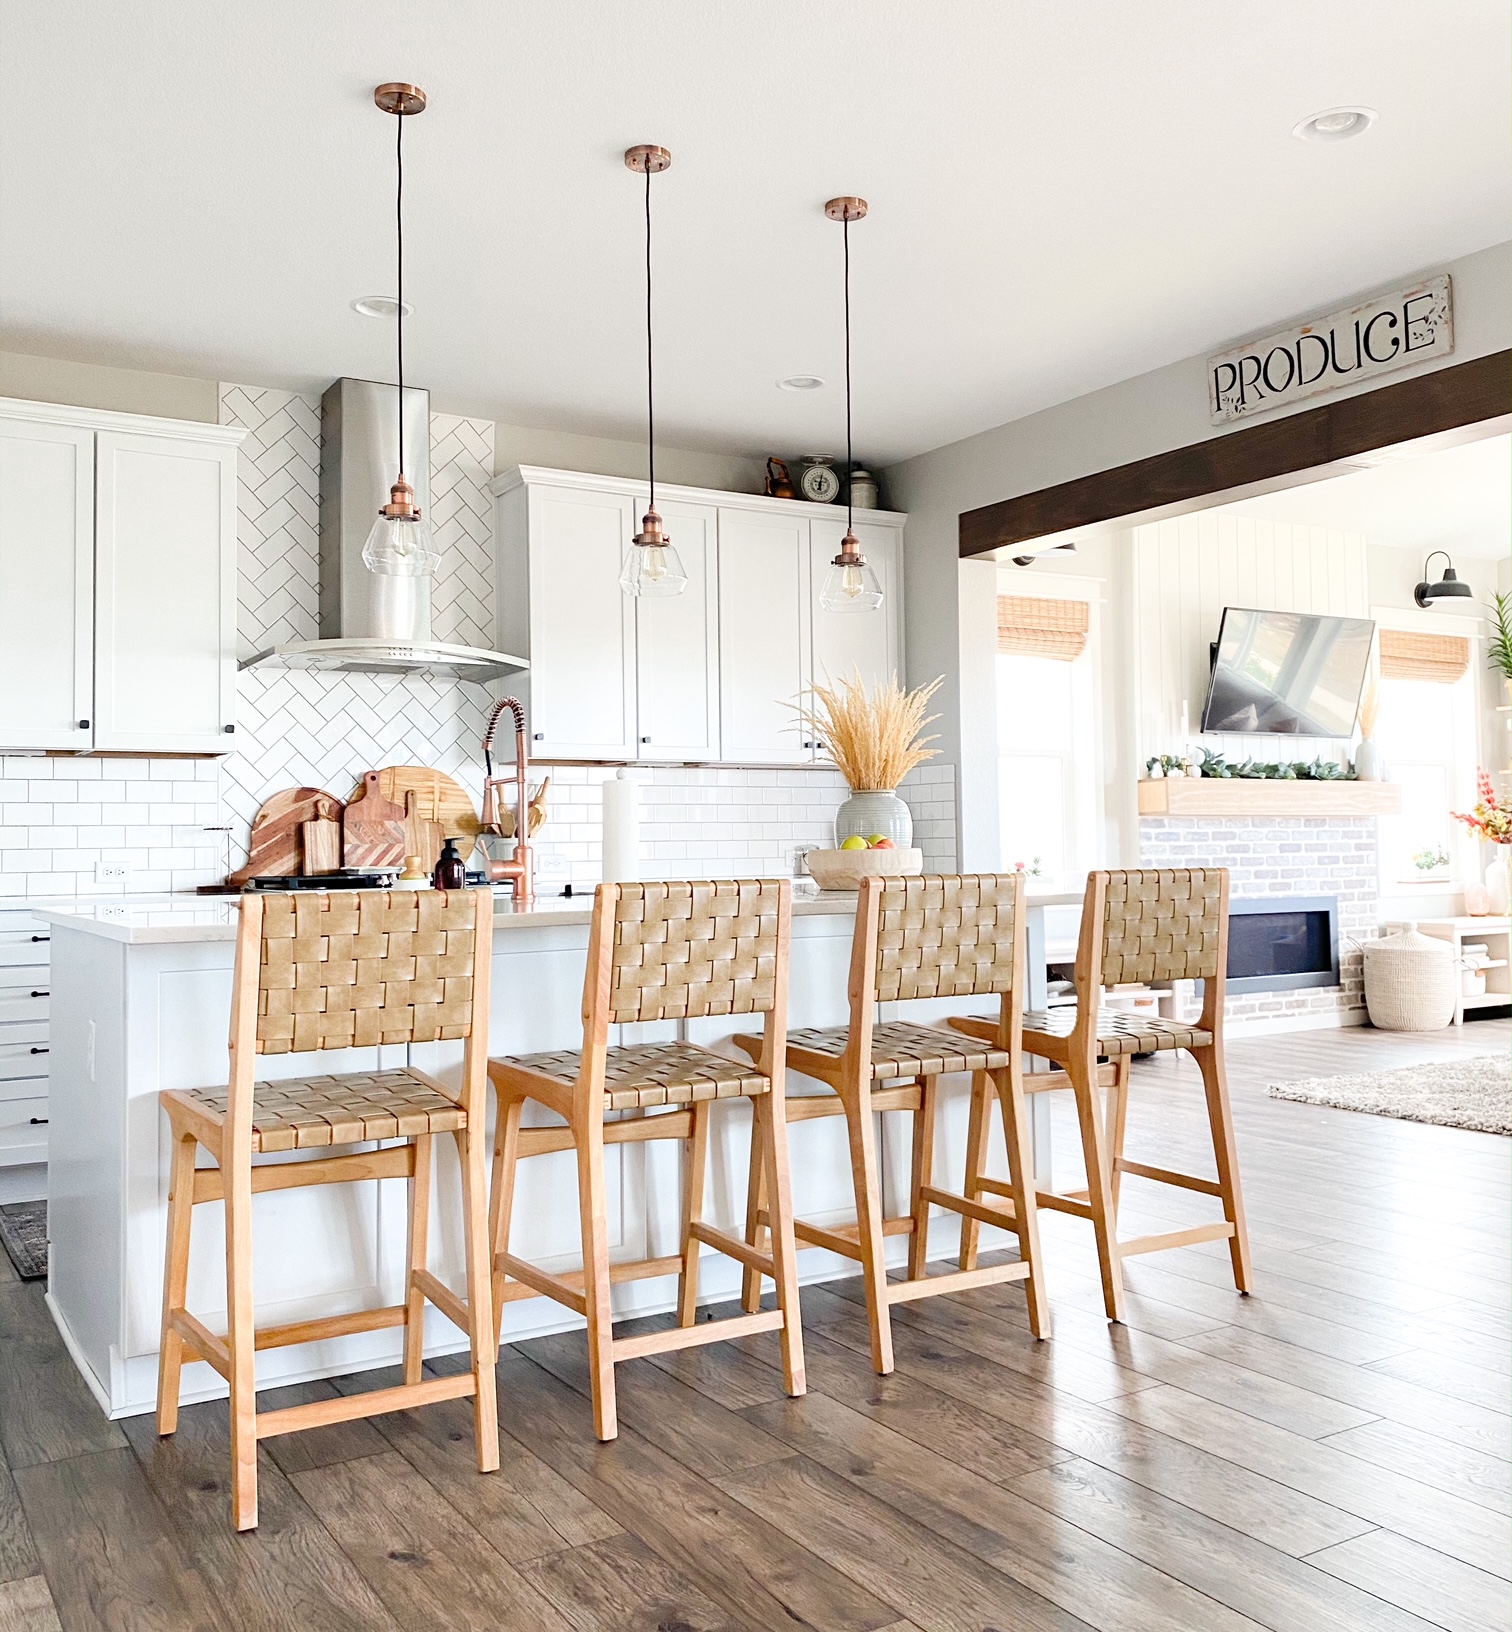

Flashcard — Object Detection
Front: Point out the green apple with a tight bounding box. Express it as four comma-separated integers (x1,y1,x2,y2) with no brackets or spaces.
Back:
839,835,869,851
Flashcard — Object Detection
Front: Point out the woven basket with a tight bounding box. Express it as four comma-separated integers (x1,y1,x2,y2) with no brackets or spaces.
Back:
1362,925,1456,1031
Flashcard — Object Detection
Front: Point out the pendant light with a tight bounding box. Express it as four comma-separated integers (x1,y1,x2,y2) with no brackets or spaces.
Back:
819,196,883,614
362,83,439,581
620,145,688,598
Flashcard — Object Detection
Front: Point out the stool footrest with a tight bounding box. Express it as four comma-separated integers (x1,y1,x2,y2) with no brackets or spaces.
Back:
1114,1158,1223,1197
791,1214,913,1259
612,1307,785,1363
688,1221,772,1274
412,1268,471,1334
887,1259,1031,1304
1118,1221,1235,1257
256,1372,474,1440
1035,1189,1095,1220
495,1252,589,1316
919,1183,1022,1234
170,1310,230,1378
496,1253,686,1306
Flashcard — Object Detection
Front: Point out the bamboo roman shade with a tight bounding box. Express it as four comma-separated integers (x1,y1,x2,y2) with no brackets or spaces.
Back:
996,594,1089,660
1378,629,1471,684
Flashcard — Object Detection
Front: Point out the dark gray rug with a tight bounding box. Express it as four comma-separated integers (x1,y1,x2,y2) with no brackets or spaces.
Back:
0,1201,46,1280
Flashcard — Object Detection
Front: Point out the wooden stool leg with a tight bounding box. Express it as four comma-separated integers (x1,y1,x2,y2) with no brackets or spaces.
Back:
156,1130,198,1438
1194,1045,1253,1294
758,1088,806,1398
842,1085,895,1375
958,1071,992,1272
576,1123,618,1440
223,1156,259,1531
740,1109,770,1315
1105,1057,1131,1211
403,1132,433,1386
489,1091,525,1325
677,1101,711,1327
1067,1050,1126,1323
455,1125,500,1473
994,1064,1051,1340
907,1075,937,1280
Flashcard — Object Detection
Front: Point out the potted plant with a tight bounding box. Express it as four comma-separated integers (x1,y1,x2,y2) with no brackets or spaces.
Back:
1452,770,1511,915
1488,590,1512,688
796,671,942,846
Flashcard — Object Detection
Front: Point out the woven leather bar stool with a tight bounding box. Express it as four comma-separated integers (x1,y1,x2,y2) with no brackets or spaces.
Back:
157,888,500,1531
951,866,1252,1323
735,872,1049,1376
488,878,805,1441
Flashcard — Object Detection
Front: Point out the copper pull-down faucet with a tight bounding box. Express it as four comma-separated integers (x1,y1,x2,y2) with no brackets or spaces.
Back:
480,697,535,908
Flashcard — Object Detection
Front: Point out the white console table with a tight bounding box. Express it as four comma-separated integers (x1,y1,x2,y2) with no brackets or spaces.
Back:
1411,917,1511,1025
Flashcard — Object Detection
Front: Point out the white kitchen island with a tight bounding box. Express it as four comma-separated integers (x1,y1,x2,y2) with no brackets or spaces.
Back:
39,886,1076,1419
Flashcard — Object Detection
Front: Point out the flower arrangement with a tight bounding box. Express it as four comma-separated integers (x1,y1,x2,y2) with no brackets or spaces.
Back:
795,671,942,792
1452,771,1511,845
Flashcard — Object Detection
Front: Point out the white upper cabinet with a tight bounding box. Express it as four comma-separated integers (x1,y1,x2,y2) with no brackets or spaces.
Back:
809,515,902,697
516,483,637,759
493,466,905,764
0,418,94,751
94,431,238,754
635,499,719,760
717,508,812,764
0,401,242,756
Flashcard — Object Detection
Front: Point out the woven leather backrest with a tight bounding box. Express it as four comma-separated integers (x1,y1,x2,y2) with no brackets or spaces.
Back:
1099,868,1224,986
874,874,1020,1002
254,889,479,1054
609,880,783,1022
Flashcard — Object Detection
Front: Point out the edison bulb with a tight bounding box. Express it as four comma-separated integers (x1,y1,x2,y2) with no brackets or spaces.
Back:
620,540,688,598
819,556,884,613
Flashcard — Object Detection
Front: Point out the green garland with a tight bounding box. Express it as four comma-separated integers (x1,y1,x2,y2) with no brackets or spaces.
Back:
1145,749,1353,780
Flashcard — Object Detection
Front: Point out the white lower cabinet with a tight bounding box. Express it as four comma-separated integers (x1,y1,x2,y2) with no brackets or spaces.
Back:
495,465,906,764
0,399,242,755
0,912,49,1169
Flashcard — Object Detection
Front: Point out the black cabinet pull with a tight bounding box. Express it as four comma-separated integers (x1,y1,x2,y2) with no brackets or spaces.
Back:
640,736,651,744
223,724,235,734
532,732,544,741
30,935,48,943
30,990,47,998
28,1118,47,1126
78,718,90,729
29,1046,48,1055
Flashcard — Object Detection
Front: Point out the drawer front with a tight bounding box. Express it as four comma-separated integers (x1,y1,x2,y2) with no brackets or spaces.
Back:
0,993,48,1024
0,1021,49,1083
0,1094,47,1164
0,928,51,966
0,964,48,998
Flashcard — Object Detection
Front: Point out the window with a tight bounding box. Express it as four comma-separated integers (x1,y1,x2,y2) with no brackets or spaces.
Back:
1375,668,1478,886
997,586,1100,885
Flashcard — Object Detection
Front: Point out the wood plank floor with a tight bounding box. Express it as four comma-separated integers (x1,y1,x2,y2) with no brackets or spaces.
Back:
0,1020,1507,1631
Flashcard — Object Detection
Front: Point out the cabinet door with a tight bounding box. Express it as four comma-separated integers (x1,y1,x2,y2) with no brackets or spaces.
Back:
0,418,93,750
635,499,719,760
810,516,901,696
527,485,637,758
717,508,811,763
94,432,237,753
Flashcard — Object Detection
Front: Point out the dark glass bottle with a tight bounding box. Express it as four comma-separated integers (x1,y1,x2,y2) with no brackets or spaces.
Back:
432,838,466,891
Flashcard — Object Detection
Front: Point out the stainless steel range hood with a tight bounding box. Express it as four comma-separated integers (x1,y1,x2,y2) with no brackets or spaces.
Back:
242,377,526,684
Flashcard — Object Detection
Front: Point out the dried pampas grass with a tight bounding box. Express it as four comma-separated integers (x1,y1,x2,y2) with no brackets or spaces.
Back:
794,671,943,792
1358,677,1380,740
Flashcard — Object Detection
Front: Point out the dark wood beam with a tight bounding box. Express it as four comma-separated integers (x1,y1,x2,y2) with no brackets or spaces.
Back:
958,348,1511,558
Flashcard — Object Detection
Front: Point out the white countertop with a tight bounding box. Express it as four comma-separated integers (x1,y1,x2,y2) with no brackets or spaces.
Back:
36,884,1081,945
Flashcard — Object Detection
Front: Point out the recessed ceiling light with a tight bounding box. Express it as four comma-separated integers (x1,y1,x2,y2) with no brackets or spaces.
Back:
1293,106,1377,143
351,295,413,318
778,375,826,391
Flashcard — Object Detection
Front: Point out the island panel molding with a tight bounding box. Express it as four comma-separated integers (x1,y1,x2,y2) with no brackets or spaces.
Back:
1137,778,1401,817
958,348,1512,557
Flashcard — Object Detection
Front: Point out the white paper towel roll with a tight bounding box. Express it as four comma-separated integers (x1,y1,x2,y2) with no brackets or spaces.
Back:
601,773,640,882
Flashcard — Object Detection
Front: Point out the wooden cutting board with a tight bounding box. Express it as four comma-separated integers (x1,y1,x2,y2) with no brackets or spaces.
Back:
354,767,480,861
342,772,408,869
227,789,344,884
301,817,342,875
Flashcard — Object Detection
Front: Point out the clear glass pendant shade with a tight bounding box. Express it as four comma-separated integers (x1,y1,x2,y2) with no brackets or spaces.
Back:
620,540,688,598
819,556,883,612
363,510,440,578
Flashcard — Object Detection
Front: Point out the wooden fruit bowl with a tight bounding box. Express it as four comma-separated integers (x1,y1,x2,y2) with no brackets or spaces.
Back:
805,846,923,892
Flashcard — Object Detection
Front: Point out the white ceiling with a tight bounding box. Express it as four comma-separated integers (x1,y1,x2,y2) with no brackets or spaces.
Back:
1215,433,1511,558
1,1,1507,465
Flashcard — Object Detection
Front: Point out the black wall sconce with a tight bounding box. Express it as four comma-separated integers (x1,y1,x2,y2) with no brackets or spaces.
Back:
1414,551,1473,607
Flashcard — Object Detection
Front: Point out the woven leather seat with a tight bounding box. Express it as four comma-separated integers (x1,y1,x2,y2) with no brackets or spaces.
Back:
781,1020,1010,1080
1019,1009,1214,1057
179,1067,465,1153
502,1041,770,1111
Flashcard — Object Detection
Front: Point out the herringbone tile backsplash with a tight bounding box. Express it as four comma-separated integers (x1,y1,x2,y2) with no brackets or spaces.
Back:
0,383,954,898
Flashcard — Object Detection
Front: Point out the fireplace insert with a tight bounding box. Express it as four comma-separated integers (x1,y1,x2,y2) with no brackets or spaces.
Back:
1226,896,1340,992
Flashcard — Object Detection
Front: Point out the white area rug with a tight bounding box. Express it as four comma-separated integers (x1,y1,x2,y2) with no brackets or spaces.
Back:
1269,1055,1510,1135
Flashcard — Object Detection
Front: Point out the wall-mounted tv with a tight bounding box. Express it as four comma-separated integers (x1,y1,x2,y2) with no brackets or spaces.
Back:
1201,607,1374,737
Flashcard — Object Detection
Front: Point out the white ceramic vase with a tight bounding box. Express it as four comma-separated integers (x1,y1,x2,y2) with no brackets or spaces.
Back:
1485,850,1511,916
1353,739,1382,781
835,789,912,847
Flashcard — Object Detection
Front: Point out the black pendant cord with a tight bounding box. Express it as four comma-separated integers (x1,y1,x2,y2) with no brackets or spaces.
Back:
843,215,853,535
644,163,655,513
395,109,406,481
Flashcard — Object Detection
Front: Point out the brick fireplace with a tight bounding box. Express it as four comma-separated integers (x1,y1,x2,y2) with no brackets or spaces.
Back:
1139,815,1378,1031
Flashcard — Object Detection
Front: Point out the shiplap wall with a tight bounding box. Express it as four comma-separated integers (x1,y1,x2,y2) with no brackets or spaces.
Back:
1131,513,1370,767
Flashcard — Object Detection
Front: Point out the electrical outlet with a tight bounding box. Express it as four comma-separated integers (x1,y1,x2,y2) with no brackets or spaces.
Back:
783,843,817,878
94,862,131,886
536,854,570,881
